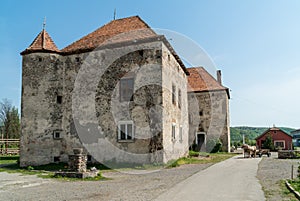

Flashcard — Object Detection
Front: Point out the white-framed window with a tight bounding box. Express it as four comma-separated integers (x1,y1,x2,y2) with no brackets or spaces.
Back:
172,123,176,141
53,130,62,139
274,140,285,149
179,125,183,142
118,121,134,141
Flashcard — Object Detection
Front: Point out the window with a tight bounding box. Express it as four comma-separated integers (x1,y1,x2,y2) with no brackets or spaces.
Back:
53,130,61,139
172,85,176,105
138,50,144,57
54,156,60,162
179,125,183,142
118,121,134,141
57,96,62,104
189,114,193,124
172,123,176,141
120,78,134,101
274,141,285,149
87,155,92,162
178,89,181,109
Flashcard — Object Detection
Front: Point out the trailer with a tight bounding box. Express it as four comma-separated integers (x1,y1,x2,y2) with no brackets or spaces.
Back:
257,149,271,157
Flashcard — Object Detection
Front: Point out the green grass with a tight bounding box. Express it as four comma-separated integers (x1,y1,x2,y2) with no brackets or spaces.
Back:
281,180,299,201
168,152,235,168
288,179,300,192
0,157,108,181
0,155,19,165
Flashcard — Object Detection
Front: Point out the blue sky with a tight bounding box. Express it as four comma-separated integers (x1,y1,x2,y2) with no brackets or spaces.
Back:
1,0,300,128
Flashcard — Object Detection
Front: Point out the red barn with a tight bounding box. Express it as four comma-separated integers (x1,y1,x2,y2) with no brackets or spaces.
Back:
255,127,293,150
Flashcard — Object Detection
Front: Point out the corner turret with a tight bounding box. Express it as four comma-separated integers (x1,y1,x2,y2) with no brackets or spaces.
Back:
21,29,59,55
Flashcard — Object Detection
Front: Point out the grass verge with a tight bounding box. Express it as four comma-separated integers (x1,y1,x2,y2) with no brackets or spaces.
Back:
287,179,300,193
281,180,299,201
0,155,19,165
0,156,108,181
167,152,235,168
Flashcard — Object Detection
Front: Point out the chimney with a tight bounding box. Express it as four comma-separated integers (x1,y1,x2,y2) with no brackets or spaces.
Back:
217,70,222,85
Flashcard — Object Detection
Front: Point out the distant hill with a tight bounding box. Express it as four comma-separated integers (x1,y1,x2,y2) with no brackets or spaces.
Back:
230,126,296,143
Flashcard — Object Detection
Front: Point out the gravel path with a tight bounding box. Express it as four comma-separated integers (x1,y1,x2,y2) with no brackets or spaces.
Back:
257,152,299,201
0,163,212,201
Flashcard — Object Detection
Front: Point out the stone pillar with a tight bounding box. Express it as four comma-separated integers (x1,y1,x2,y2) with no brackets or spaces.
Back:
68,148,87,172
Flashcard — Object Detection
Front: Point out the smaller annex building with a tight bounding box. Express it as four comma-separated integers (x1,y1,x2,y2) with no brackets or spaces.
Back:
291,129,300,147
255,126,293,150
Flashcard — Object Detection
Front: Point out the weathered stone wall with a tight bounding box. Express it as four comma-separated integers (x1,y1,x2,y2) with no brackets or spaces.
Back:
161,44,189,163
20,53,84,167
188,90,230,152
21,40,168,166
91,42,164,164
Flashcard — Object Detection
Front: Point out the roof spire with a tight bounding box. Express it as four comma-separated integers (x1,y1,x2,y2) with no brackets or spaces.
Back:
113,8,116,20
43,17,46,30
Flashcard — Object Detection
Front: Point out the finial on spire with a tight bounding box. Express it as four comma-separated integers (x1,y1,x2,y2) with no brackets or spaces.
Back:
113,8,116,20
43,17,46,30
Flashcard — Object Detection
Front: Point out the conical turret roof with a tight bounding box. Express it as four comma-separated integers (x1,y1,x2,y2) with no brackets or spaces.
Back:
21,29,59,55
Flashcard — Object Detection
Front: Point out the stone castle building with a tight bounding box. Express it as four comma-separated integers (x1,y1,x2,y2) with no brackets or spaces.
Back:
20,16,230,167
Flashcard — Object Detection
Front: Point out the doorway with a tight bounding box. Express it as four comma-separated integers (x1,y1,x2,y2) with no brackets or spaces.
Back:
196,132,206,152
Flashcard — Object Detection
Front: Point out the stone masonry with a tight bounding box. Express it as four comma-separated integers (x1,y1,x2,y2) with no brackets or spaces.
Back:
20,16,230,167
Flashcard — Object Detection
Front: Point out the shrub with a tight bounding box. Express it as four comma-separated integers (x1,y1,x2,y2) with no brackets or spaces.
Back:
167,159,179,168
189,150,200,157
207,138,223,153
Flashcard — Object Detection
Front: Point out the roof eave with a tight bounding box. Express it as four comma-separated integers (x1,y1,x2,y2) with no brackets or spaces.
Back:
20,49,61,56
188,88,229,94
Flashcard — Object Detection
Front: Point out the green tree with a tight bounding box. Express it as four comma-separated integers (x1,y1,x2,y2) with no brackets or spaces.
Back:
263,134,274,150
207,138,222,153
0,99,20,139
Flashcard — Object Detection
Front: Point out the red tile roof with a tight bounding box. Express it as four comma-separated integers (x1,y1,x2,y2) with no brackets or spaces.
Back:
61,16,156,54
21,29,60,55
187,67,228,93
20,16,189,75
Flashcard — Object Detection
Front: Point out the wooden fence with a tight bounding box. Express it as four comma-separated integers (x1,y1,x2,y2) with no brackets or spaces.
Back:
0,138,20,155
